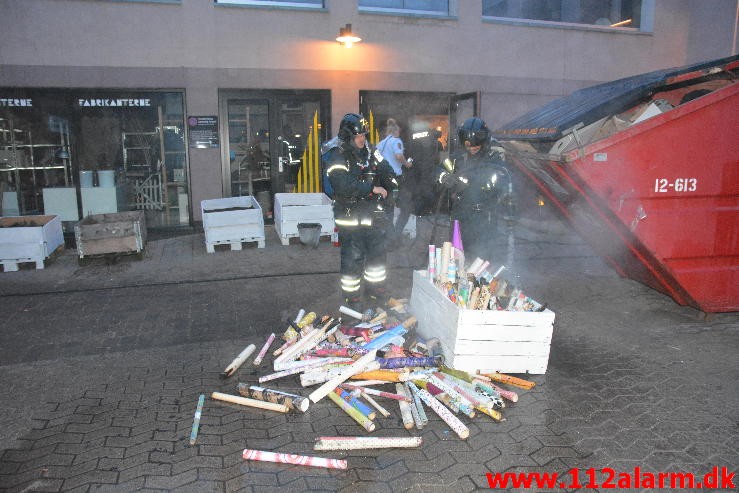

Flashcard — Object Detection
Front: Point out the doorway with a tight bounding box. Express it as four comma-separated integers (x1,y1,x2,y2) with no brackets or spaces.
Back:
219,89,330,219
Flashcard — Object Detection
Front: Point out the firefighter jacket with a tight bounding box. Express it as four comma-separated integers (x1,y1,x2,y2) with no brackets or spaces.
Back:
325,142,399,228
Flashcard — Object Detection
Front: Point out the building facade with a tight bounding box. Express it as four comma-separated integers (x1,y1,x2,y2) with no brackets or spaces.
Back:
1,0,736,227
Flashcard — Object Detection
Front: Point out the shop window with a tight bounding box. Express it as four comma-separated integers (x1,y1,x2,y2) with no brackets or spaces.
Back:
214,0,324,8
359,0,453,17
482,0,652,31
0,90,189,229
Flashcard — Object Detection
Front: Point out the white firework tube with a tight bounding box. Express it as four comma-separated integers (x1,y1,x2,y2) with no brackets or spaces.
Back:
222,344,257,377
253,333,275,366
473,260,490,278
435,247,442,282
434,373,491,411
308,350,379,403
406,381,429,427
274,356,352,373
294,309,306,324
361,392,391,418
211,392,289,413
428,375,475,411
466,257,484,276
428,245,436,280
395,383,415,430
348,380,393,387
492,265,506,279
314,436,423,451
416,388,470,439
259,358,352,384
440,242,451,283
404,382,425,429
278,326,336,366
300,366,346,387
242,448,347,470
339,305,364,320
274,328,320,366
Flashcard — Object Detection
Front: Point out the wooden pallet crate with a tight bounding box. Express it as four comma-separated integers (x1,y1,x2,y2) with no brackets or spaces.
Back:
274,193,334,246
201,196,265,252
409,270,555,374
75,211,147,261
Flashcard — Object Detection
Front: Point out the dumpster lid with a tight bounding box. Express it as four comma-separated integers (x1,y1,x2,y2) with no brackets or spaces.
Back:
492,55,739,142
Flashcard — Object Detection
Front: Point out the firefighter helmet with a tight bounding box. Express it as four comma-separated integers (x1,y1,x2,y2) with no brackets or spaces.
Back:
338,113,369,143
458,117,490,149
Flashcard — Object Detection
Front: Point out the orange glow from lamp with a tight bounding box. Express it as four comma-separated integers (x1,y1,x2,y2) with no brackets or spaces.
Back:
336,23,361,48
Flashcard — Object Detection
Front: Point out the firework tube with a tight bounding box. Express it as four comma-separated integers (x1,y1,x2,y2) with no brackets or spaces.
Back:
415,388,470,439
377,356,441,369
189,394,205,445
368,310,387,325
314,436,422,451
211,392,289,413
336,388,376,420
274,328,320,366
395,383,415,430
362,325,408,351
327,389,376,432
221,344,256,378
340,383,411,402
435,372,492,410
339,325,377,337
348,379,394,386
272,338,296,356
238,384,309,412
260,358,351,383
308,350,379,403
405,382,428,428
473,260,490,278
339,305,363,320
479,371,536,390
472,380,505,407
420,380,476,417
475,404,503,422
440,241,451,283
242,448,347,470
439,365,477,383
435,247,442,282
466,257,484,276
253,333,275,366
361,392,390,417
428,245,436,280
427,375,476,417
280,323,338,365
488,382,519,403
350,369,409,382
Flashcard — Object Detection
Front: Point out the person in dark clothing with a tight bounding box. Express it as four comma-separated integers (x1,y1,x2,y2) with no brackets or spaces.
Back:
324,113,399,310
437,117,514,260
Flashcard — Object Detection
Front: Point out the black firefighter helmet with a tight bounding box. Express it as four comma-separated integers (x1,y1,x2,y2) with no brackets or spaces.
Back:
458,117,490,150
338,113,369,143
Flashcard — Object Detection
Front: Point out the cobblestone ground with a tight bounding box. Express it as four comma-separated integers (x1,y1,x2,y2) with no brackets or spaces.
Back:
0,226,736,492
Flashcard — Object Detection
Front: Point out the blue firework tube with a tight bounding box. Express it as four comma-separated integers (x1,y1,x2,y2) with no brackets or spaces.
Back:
376,356,442,369
336,389,375,420
189,394,205,445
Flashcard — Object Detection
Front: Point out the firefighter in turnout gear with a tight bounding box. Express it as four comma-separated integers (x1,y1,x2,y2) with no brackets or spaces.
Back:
437,117,515,260
324,113,399,310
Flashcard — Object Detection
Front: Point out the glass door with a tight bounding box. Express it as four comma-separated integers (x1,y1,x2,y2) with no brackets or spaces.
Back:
221,90,330,219
448,92,479,154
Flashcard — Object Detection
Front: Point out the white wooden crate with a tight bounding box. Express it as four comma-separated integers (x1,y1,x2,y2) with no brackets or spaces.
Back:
0,215,64,271
201,196,265,252
273,193,334,246
409,270,555,374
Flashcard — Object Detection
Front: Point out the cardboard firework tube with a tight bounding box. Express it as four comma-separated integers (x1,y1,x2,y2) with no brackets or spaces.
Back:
368,310,387,325
340,383,411,402
339,305,364,320
253,333,275,366
440,241,452,283
415,387,470,440
377,356,441,369
314,436,422,451
467,257,484,275
428,245,436,280
308,350,379,403
242,448,347,470
395,383,415,430
336,389,376,420
472,380,505,408
274,327,320,365
488,382,519,403
479,371,536,390
238,384,310,412
427,375,476,417
439,365,477,383
435,247,442,282
211,392,289,413
189,394,205,445
221,344,257,378
475,404,503,422
327,389,376,432
273,338,296,357
350,369,409,382
361,392,390,417
405,382,428,429
421,381,476,418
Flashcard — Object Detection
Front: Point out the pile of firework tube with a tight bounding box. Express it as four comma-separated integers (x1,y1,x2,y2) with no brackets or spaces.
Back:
189,298,537,470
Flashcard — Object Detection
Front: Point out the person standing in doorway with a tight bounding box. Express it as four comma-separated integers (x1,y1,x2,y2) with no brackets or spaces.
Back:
377,118,412,249
323,113,399,310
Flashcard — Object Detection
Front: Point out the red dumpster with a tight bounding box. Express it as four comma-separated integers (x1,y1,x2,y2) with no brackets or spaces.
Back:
494,55,739,313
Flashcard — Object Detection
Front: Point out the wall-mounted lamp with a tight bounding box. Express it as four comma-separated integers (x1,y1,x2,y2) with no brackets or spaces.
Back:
336,23,361,48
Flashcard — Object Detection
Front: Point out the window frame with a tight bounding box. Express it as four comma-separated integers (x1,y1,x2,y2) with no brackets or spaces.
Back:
358,0,457,19
214,0,325,10
482,0,654,34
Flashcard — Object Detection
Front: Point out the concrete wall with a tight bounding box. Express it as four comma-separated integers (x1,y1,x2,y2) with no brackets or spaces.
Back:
1,0,736,220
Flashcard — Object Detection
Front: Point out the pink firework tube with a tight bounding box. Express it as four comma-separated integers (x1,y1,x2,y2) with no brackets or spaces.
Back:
340,383,411,402
314,436,422,451
273,338,296,356
339,326,375,337
489,382,519,403
395,383,415,430
253,333,275,366
415,388,470,439
428,245,436,280
242,449,347,470
327,390,376,432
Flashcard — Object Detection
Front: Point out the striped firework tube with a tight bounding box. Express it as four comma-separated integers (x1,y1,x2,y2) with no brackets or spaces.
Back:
242,449,347,470
314,436,422,451
415,387,470,439
238,384,310,412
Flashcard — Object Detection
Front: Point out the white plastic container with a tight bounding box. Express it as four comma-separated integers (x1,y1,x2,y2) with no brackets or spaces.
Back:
97,170,115,187
79,170,94,188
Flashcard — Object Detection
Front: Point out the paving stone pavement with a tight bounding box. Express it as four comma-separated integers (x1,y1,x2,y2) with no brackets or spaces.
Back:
0,219,737,492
